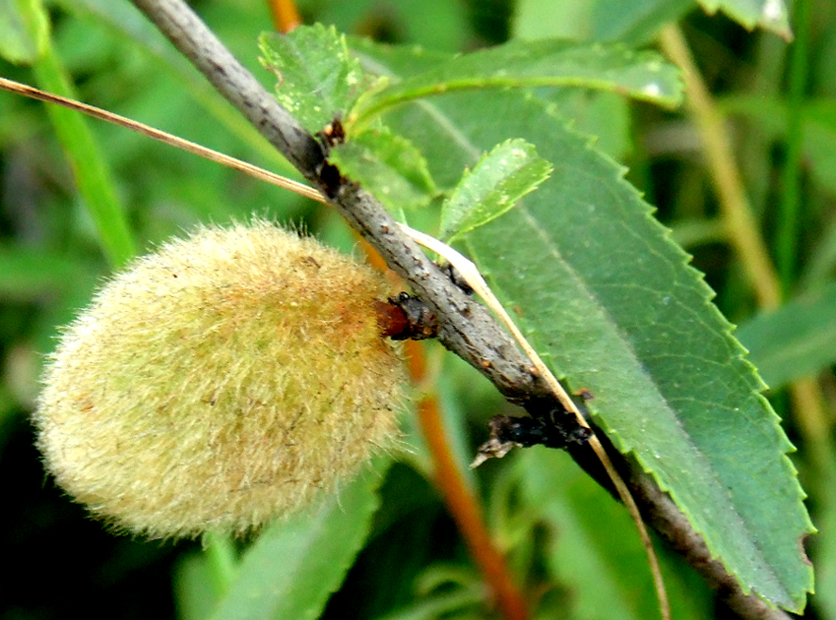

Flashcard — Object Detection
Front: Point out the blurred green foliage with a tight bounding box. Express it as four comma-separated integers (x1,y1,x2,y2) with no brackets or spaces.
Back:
2,1,835,619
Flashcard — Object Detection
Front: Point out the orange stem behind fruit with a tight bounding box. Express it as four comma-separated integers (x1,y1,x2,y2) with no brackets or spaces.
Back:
408,341,528,620
357,232,528,620
266,0,301,32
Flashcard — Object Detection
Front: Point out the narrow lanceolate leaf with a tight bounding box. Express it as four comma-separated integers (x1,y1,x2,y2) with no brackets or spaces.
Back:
440,139,552,241
259,25,382,134
699,0,792,40
33,39,135,267
210,460,388,620
459,98,813,611
328,127,437,212
350,42,813,611
350,38,682,126
737,280,836,389
0,0,49,64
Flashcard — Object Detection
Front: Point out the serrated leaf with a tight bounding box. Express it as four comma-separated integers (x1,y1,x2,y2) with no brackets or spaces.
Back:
699,0,792,39
210,460,388,620
736,281,836,389
328,127,437,211
350,38,682,126
348,41,813,611
259,25,381,134
458,102,813,612
545,89,633,160
439,138,552,241
0,0,49,64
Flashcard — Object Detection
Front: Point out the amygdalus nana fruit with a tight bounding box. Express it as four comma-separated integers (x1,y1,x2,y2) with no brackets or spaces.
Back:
35,221,406,538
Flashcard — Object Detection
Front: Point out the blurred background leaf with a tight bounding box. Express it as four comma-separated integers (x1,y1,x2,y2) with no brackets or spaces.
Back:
0,0,49,64
738,280,836,389
209,460,389,620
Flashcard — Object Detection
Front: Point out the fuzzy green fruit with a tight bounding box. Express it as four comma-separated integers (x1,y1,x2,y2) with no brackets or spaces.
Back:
35,221,406,538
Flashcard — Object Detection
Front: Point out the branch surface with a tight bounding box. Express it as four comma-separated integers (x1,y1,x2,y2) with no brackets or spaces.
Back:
128,2,791,618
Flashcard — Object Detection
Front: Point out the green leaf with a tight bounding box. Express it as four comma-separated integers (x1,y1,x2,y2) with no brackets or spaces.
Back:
32,37,136,267
0,246,90,300
439,138,552,241
374,566,485,620
372,586,484,620
592,0,696,43
0,0,49,64
513,0,594,41
349,41,813,611
328,127,437,211
737,281,836,389
458,102,813,612
545,89,633,160
350,38,683,126
58,0,295,173
699,0,792,39
513,0,695,45
517,449,712,620
814,497,836,620
722,95,836,200
461,114,811,612
175,553,223,620
210,460,388,620
259,25,381,134
173,534,238,620
802,218,836,291
801,100,836,198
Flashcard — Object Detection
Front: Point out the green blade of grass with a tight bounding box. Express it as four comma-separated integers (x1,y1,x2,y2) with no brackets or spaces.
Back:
30,37,135,267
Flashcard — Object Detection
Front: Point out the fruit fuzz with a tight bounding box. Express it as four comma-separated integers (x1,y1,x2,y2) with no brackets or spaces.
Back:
35,221,406,538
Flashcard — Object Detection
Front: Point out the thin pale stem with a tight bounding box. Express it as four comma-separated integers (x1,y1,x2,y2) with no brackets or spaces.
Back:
659,25,782,310
0,77,325,205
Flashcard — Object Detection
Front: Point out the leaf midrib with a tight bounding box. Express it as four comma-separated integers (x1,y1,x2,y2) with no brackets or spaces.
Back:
511,201,781,593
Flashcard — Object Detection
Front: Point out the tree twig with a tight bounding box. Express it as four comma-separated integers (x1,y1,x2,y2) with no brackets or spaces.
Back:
130,0,549,407
359,239,528,620
126,2,794,618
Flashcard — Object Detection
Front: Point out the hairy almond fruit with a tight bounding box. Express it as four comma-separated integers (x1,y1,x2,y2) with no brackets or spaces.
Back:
35,221,406,538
